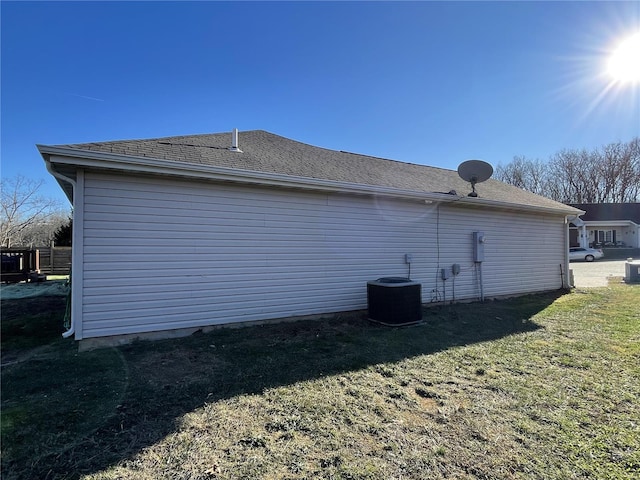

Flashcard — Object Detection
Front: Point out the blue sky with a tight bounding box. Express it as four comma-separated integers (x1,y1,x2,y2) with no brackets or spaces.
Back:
2,1,639,205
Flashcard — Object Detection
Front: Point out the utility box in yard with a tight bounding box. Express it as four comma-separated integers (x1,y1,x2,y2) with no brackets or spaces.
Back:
624,259,640,283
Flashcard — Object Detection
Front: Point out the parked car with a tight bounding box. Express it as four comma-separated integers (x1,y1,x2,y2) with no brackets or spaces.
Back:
569,247,604,262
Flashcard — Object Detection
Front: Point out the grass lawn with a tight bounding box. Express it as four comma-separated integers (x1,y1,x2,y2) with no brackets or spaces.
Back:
2,283,639,479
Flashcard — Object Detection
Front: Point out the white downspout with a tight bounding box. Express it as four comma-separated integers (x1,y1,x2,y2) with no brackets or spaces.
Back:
45,160,77,338
564,215,576,289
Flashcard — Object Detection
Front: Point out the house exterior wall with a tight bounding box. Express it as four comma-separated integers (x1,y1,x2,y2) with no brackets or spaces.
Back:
586,223,640,248
78,171,566,340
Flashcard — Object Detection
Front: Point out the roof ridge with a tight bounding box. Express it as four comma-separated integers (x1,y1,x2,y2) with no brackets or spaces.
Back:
339,149,460,173
57,130,268,148
255,131,461,174
55,129,452,176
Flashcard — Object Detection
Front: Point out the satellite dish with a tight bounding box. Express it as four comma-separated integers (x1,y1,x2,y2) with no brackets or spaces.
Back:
457,160,493,197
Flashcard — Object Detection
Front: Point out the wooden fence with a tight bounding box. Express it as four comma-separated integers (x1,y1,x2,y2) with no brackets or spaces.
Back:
37,246,72,275
1,249,41,283
1,246,71,282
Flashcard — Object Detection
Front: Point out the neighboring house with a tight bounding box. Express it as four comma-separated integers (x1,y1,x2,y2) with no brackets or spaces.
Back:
39,130,581,347
569,203,640,248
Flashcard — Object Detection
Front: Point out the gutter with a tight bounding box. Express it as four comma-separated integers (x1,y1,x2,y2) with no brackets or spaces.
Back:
44,158,76,338
38,145,580,217
566,214,586,226
579,220,639,227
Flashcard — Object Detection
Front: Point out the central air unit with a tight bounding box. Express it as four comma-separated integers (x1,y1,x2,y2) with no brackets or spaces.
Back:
367,277,422,326
625,260,640,283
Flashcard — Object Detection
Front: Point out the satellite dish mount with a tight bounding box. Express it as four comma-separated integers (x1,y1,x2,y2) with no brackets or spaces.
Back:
457,160,493,198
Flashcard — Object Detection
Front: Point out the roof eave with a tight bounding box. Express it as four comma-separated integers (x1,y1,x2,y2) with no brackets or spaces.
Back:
39,148,75,203
38,145,578,216
581,220,639,227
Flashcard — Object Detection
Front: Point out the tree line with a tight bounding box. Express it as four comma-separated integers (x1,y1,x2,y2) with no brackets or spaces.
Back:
495,137,640,204
1,175,71,248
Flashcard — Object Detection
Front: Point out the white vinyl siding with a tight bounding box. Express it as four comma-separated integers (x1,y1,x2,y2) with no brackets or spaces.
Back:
80,172,565,339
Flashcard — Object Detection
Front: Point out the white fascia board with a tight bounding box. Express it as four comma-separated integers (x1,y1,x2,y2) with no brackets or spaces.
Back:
583,220,638,227
40,145,576,217
459,198,581,216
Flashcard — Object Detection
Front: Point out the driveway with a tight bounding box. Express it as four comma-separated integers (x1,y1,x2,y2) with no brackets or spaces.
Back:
569,259,628,288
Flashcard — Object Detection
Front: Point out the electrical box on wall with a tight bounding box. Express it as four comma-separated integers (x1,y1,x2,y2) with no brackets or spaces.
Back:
440,268,450,280
473,231,485,262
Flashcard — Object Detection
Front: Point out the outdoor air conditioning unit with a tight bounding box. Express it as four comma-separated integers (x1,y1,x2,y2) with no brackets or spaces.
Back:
625,260,640,283
367,277,422,326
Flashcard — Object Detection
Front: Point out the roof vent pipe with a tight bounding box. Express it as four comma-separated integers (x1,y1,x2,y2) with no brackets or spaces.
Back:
229,128,242,153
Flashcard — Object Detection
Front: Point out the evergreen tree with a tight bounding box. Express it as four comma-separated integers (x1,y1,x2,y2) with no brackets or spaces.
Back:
53,217,72,246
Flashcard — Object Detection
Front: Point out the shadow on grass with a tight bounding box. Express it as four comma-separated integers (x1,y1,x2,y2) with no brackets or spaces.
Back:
1,290,563,479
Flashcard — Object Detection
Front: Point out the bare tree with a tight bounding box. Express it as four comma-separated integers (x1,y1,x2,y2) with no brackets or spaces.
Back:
497,137,640,204
548,149,595,203
1,175,69,248
495,155,550,196
598,139,640,203
19,212,69,247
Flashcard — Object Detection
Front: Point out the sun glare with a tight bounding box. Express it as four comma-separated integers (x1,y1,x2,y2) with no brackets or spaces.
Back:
608,32,640,83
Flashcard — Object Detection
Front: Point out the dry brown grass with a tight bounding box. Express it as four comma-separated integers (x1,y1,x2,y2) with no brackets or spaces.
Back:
2,284,639,479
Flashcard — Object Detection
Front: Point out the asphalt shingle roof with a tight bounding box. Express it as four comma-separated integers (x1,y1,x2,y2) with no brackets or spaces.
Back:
53,129,577,214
